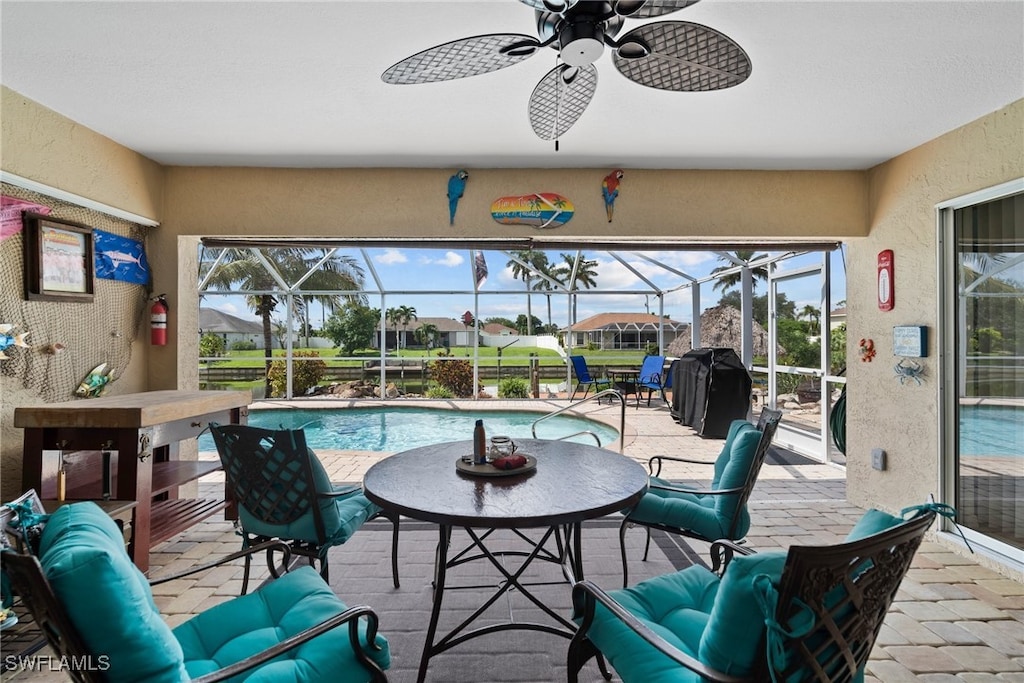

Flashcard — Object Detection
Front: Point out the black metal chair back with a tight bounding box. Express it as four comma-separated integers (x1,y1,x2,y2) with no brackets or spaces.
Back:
211,423,325,539
2,551,96,682
759,507,935,681
209,422,400,594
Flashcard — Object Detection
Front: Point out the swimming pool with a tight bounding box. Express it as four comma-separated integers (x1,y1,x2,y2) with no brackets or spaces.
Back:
198,407,620,452
959,404,1023,457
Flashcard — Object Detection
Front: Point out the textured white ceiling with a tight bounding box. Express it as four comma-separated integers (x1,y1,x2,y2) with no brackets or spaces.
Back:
2,0,1022,170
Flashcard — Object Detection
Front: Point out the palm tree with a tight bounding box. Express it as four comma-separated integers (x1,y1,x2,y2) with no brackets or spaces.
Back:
506,250,550,335
801,304,820,334
385,307,400,351
555,252,599,324
710,250,769,292
396,305,417,350
205,247,365,397
415,322,439,349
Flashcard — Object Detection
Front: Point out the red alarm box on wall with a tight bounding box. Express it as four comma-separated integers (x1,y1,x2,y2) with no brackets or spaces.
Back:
877,250,894,311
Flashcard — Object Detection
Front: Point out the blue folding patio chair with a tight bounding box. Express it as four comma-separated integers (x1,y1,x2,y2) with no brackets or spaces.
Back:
570,355,612,400
637,355,669,407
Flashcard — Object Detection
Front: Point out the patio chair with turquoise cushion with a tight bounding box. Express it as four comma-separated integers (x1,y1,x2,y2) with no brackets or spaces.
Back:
619,409,782,586
210,423,400,594
637,354,669,407
570,503,940,683
569,355,612,400
1,501,390,682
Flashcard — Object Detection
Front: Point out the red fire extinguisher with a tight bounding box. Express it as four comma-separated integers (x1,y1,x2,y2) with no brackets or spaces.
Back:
151,294,168,346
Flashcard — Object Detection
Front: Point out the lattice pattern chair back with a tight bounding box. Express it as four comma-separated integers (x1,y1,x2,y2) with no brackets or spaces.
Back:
209,422,400,594
214,425,322,534
759,506,935,681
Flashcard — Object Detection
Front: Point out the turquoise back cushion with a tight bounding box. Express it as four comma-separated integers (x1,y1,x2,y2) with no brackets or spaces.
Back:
845,508,905,541
712,424,761,538
240,446,377,544
711,420,752,488
39,502,187,683
698,550,788,676
175,565,389,682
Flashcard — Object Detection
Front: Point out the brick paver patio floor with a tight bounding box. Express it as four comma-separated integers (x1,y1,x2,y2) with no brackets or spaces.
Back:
5,398,1022,682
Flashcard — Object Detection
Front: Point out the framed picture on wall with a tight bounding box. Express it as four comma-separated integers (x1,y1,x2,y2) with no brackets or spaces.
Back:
22,212,95,302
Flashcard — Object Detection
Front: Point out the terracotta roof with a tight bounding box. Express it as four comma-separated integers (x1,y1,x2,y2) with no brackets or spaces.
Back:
562,312,687,332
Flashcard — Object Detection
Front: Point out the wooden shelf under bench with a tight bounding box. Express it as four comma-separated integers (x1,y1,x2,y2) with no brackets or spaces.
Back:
15,390,250,573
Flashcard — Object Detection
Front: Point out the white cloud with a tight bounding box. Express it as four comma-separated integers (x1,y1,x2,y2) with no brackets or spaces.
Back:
431,251,464,267
375,248,407,265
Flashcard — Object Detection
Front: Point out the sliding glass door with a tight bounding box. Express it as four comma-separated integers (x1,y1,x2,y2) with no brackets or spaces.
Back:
942,185,1023,556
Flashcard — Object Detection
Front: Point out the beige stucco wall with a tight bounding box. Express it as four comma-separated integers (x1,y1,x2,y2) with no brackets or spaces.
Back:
151,166,867,387
1,90,166,501
1,86,165,222
846,99,1024,515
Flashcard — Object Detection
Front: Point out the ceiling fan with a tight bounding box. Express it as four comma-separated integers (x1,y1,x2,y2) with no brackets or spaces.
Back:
381,0,752,141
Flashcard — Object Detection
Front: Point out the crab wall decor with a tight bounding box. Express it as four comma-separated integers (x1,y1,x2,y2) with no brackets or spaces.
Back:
894,359,925,386
858,338,876,362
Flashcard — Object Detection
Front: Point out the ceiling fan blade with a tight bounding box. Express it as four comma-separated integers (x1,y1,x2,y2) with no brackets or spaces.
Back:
612,21,751,91
381,34,541,85
613,0,700,18
519,0,579,11
528,64,598,140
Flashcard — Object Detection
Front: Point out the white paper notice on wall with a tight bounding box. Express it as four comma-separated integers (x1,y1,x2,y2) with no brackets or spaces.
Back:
893,325,927,357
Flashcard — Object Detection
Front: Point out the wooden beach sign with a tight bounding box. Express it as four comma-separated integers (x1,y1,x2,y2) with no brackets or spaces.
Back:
490,193,574,229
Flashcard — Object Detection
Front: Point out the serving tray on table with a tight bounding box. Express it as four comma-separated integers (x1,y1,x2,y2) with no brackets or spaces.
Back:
455,454,537,477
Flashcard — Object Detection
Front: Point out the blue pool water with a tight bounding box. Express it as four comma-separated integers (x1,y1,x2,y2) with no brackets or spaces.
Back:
198,407,620,452
959,404,1023,457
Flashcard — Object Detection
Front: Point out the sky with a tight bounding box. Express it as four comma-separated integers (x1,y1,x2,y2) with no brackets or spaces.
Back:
201,246,847,330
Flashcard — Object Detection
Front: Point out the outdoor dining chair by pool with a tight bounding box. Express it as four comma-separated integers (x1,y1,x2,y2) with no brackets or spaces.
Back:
570,502,940,683
618,408,782,586
210,422,400,594
2,501,391,682
569,355,612,400
637,354,669,407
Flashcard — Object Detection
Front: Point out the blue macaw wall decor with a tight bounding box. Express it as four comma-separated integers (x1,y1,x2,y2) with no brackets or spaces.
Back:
447,169,469,225
602,169,624,222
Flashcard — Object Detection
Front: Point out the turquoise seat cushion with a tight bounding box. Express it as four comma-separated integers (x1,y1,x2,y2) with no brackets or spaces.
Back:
175,566,390,682
629,423,759,541
39,502,188,683
581,565,720,682
698,550,788,676
239,447,379,545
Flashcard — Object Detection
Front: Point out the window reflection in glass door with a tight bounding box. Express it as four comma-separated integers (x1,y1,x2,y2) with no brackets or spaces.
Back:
953,192,1023,551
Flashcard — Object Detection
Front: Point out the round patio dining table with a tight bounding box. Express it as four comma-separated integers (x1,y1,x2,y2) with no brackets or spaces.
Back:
363,438,648,683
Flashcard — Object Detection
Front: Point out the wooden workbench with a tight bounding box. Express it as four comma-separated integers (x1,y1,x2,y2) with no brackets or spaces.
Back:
15,390,250,572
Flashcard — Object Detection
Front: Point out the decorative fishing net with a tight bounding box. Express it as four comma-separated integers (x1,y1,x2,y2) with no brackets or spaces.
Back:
0,183,150,402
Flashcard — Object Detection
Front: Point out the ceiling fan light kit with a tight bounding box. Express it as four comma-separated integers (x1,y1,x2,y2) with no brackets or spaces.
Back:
381,0,751,140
